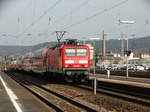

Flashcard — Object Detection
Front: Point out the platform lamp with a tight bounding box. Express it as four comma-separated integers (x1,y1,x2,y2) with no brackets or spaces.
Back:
119,20,135,78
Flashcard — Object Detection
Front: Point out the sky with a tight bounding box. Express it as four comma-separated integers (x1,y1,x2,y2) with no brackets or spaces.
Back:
0,0,150,45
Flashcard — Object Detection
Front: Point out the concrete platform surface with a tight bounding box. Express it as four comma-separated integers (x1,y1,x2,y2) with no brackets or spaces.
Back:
0,71,51,112
90,73,150,89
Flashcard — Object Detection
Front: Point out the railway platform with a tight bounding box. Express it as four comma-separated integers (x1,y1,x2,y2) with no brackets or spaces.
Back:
89,73,150,89
0,71,50,112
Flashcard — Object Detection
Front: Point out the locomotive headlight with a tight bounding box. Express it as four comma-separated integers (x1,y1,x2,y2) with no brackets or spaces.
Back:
84,65,88,67
65,60,74,64
65,65,68,67
79,60,88,64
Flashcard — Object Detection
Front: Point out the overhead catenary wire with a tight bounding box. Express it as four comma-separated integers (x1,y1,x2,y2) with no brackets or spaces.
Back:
133,20,150,36
61,0,128,30
18,0,128,38
17,0,63,38
43,0,90,33
134,30,150,37
65,33,133,40
42,0,129,41
55,0,90,23
31,0,36,23
119,19,150,38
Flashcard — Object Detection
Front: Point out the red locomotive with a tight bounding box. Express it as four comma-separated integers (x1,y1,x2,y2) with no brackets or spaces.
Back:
43,39,90,82
9,39,91,82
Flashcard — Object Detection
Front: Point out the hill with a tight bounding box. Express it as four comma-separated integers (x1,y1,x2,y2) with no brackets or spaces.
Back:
95,36,150,53
0,36,150,57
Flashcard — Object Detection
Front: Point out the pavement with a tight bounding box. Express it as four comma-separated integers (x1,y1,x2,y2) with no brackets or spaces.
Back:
89,73,150,89
0,71,51,112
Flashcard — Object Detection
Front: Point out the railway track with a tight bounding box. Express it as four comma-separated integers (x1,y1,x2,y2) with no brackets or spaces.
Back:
72,81,150,107
6,71,150,112
7,73,98,112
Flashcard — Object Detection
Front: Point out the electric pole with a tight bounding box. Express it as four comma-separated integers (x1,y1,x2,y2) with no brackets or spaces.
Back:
121,33,124,56
102,31,107,57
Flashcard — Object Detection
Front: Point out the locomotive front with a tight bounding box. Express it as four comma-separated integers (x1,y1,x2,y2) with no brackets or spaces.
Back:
62,45,90,81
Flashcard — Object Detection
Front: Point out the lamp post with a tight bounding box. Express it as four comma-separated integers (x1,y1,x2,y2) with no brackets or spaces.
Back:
89,37,100,95
119,20,135,50
119,20,135,78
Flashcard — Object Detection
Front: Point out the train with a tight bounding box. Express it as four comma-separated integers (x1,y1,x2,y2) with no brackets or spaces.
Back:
8,39,91,82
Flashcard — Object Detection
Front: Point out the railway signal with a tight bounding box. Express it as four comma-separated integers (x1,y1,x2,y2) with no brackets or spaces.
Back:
124,50,131,56
124,50,131,78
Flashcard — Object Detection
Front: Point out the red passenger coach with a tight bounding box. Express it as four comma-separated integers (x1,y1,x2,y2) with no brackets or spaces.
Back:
43,39,90,82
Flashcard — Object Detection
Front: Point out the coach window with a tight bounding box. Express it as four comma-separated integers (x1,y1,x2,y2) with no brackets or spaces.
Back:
65,49,75,56
77,48,87,56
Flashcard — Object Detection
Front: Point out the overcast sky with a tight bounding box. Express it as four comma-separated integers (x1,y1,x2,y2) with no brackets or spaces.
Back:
0,0,150,45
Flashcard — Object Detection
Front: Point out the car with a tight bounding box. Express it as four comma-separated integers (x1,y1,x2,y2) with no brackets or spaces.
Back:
135,66,145,71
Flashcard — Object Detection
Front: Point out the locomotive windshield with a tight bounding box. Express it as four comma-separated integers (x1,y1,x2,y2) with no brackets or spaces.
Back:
65,49,76,56
65,48,87,56
77,49,87,56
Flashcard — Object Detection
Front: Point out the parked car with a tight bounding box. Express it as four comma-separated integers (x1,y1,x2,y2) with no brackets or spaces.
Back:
135,66,145,71
143,66,150,70
128,66,136,70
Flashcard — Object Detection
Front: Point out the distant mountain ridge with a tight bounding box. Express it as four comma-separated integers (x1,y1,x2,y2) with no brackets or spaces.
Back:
0,36,150,57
